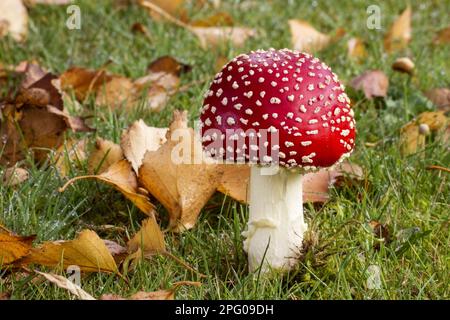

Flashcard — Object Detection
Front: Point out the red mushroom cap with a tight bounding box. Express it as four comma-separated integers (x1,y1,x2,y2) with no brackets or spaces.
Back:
200,49,356,169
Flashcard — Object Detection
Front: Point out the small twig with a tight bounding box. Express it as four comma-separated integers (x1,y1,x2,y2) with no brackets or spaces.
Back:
59,175,99,192
426,165,450,174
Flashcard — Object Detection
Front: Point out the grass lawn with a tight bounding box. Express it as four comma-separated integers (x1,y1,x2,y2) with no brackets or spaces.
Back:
0,0,449,299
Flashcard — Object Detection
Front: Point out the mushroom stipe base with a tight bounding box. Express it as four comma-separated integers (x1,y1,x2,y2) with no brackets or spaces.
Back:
243,166,308,272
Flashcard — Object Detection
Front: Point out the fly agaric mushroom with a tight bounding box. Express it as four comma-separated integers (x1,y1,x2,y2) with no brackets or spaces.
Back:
199,49,356,272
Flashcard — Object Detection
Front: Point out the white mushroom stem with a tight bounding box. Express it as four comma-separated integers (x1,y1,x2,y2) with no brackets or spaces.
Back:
243,166,308,273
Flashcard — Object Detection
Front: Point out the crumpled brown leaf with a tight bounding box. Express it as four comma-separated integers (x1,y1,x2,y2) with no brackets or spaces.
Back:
140,0,256,49
424,88,450,112
88,138,124,174
0,227,35,265
350,70,389,99
60,159,156,216
2,166,29,186
289,20,331,53
1,70,92,166
120,120,167,174
347,37,368,61
127,216,166,262
217,162,364,204
139,110,223,231
399,111,448,156
0,0,28,42
35,271,96,300
19,230,118,273
384,6,412,53
432,26,450,45
100,281,201,300
53,138,87,177
392,57,414,75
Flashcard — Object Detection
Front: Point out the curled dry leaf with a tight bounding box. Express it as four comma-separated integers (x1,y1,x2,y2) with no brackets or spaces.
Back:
20,230,118,273
25,0,73,4
1,71,91,166
350,70,389,99
288,20,331,53
0,228,35,265
35,271,95,300
424,88,450,112
59,67,112,101
191,12,234,27
384,6,412,53
53,138,87,177
399,111,448,156
2,167,29,186
60,159,156,216
0,0,28,42
120,119,168,173
139,110,223,231
100,281,201,300
140,1,256,49
217,161,363,204
347,37,368,61
141,0,187,22
392,57,415,75
88,138,124,174
127,216,166,263
432,26,450,45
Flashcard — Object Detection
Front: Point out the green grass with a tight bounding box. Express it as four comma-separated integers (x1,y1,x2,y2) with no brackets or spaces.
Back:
1,0,449,299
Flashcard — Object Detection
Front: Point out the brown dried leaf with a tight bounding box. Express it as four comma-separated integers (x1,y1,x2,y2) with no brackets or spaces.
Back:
88,138,124,174
347,37,368,61
289,20,336,53
95,76,137,110
350,70,389,99
424,88,450,112
0,0,28,42
0,229,35,265
59,67,112,101
146,56,191,76
60,159,156,216
139,111,223,231
25,0,72,4
416,111,448,131
20,230,118,273
120,120,167,173
432,26,450,45
190,26,256,49
142,0,187,22
217,162,363,204
2,167,29,186
191,12,234,27
384,6,412,53
100,281,201,300
127,216,166,256
53,138,87,177
35,271,96,300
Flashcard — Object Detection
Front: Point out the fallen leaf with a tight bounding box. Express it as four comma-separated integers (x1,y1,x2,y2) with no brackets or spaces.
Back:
103,240,128,263
127,217,166,256
139,110,223,231
25,0,73,4
59,67,112,101
424,88,450,112
140,1,256,49
0,0,28,42
100,281,201,300
95,76,137,110
0,229,35,265
392,57,414,75
0,292,10,300
288,20,344,53
88,138,124,174
347,37,368,60
191,12,233,27
217,164,250,203
20,230,118,273
35,271,96,300
120,120,168,173
217,161,363,204
384,6,412,52
146,55,191,76
350,70,389,99
60,159,156,216
432,26,450,45
142,0,187,22
369,220,391,250
53,138,87,177
399,111,448,155
2,166,29,186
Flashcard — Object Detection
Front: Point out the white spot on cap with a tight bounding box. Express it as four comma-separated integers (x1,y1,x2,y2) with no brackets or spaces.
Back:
287,95,294,101
301,141,312,146
245,108,253,115
221,97,228,106
234,103,242,110
244,91,253,98
270,97,281,104
258,77,265,83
